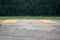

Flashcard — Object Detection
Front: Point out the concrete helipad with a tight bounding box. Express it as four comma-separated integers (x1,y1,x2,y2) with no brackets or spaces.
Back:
0,19,60,40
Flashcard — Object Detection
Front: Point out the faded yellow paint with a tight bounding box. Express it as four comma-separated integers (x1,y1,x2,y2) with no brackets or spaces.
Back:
2,19,58,24
39,20,57,23
2,20,17,23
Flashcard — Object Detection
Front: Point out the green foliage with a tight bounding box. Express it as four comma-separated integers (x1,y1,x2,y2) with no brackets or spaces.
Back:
0,0,60,16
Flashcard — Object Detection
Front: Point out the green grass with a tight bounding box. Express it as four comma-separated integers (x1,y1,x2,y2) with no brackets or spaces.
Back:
0,16,60,20
0,24,2,28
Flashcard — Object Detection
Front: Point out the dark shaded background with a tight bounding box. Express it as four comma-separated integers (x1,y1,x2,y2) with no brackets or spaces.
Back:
0,0,60,16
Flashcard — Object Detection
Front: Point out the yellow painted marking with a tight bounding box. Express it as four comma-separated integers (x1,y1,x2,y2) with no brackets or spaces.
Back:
2,20,17,23
2,19,57,24
39,20,57,23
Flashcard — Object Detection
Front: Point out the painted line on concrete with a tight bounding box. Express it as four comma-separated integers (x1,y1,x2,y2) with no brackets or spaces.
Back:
2,20,18,23
2,19,58,24
39,20,58,23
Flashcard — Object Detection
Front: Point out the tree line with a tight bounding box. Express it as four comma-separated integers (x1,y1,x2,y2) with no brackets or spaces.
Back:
0,0,60,16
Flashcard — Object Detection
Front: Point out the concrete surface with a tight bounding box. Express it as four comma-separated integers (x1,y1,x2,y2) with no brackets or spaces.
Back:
0,19,60,40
